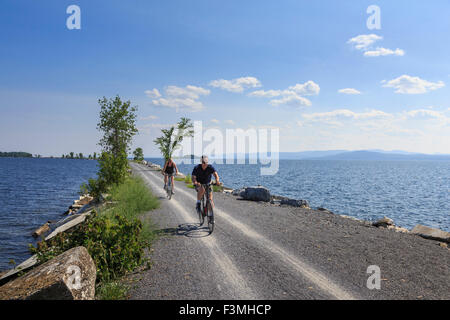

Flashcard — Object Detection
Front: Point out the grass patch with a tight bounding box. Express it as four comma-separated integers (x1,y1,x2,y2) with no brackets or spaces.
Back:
174,177,184,181
96,281,129,300
185,174,192,184
186,184,194,189
101,176,159,221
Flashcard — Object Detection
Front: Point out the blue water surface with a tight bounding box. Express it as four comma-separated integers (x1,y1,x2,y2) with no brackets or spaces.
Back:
0,158,98,271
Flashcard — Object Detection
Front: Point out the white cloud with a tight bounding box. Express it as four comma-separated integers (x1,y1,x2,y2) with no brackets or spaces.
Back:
249,89,283,98
403,109,449,125
152,97,204,112
382,75,445,94
224,120,235,125
165,85,210,99
209,76,261,93
144,89,161,98
211,119,219,124
149,85,210,112
338,88,361,95
140,115,158,121
347,34,404,58
302,109,392,121
288,81,320,96
347,34,383,50
270,94,312,107
249,80,319,107
364,47,405,57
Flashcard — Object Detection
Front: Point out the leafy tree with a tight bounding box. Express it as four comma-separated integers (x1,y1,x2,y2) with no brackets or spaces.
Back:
70,152,74,159
154,118,194,160
93,152,97,160
133,147,144,161
95,95,138,187
97,96,138,158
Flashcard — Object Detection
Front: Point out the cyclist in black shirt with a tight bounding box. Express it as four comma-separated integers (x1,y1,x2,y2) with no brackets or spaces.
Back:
192,155,221,213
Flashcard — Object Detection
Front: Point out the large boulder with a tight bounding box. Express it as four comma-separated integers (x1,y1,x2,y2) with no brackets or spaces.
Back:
240,186,271,202
411,225,450,243
0,246,96,300
372,216,395,228
280,198,309,208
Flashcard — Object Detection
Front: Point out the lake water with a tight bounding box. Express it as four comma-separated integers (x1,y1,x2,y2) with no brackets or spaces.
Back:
0,157,449,271
149,158,450,233
0,158,98,271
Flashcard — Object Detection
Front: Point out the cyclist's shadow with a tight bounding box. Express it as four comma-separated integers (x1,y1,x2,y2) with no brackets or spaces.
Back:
177,223,211,238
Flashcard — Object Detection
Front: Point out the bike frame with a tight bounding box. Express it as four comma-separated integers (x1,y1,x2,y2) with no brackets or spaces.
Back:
165,173,175,199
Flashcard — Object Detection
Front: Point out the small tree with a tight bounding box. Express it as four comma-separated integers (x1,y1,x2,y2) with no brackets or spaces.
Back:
97,96,138,158
70,152,74,159
133,148,144,162
154,118,194,160
96,95,138,186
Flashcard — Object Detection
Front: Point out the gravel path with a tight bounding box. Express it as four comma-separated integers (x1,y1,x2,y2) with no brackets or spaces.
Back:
129,163,449,300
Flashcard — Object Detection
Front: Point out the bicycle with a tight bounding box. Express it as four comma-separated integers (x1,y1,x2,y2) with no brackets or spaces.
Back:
197,181,222,234
164,173,175,200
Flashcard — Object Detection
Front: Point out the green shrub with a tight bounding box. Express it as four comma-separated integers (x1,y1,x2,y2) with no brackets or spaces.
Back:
79,178,107,199
30,212,147,282
30,177,159,283
185,174,192,184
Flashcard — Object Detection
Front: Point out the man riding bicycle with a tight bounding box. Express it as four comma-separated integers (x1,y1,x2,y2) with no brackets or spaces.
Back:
192,155,221,214
162,158,179,194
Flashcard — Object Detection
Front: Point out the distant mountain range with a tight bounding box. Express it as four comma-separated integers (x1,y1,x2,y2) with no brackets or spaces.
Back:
152,150,450,161
281,150,450,161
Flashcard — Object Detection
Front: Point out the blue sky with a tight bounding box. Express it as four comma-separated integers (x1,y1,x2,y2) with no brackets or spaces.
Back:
1,0,449,156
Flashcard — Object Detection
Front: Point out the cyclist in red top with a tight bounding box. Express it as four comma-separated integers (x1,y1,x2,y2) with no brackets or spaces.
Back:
162,158,179,194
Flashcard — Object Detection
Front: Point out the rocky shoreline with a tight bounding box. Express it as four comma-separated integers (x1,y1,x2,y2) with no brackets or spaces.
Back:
0,194,98,299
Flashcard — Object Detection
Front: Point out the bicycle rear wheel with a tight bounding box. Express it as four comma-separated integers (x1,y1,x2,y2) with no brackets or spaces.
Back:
207,202,214,233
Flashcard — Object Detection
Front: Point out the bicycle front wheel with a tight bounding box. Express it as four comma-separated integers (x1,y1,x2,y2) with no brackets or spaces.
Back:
207,202,214,234
198,200,205,226
167,182,172,200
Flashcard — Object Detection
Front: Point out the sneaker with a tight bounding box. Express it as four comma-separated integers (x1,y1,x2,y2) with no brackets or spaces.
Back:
163,184,167,190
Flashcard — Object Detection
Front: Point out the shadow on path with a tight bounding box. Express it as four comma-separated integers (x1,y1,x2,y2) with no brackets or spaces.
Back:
177,223,211,238
152,223,211,238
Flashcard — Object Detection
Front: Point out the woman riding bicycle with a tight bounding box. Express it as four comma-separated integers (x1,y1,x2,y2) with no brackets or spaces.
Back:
162,158,179,194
